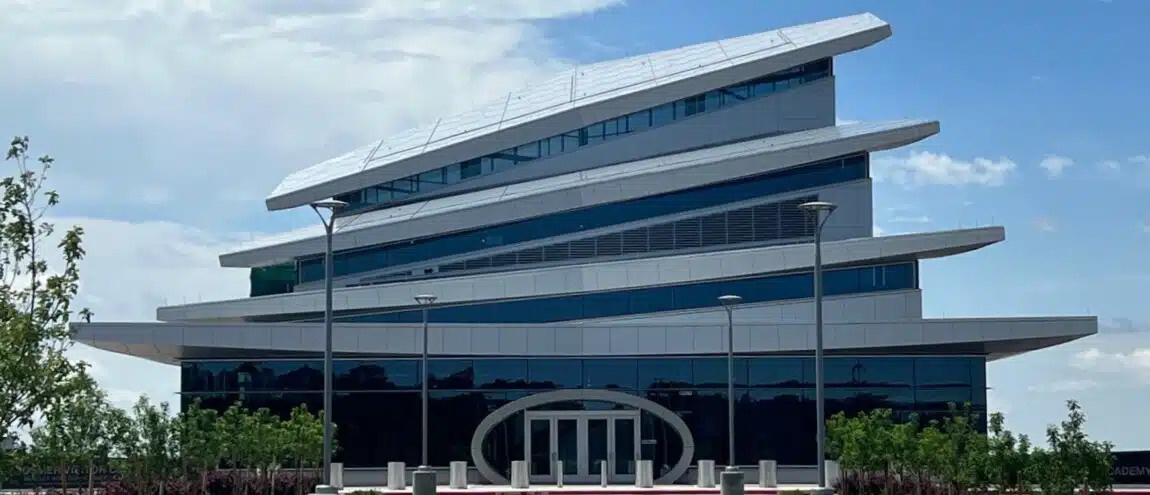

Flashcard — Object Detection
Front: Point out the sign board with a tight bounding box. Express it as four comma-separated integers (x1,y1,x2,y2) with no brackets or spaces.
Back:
1113,450,1150,486
1,465,120,490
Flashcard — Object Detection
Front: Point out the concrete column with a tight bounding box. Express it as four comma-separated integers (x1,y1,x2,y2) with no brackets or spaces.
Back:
330,462,344,489
825,459,842,488
387,462,406,490
412,467,437,495
758,460,777,488
635,460,654,488
697,460,716,488
719,468,744,495
510,461,529,489
449,461,468,489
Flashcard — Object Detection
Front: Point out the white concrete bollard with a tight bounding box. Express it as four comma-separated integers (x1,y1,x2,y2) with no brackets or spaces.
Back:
635,460,654,488
825,459,842,488
449,461,468,489
510,461,530,489
758,460,777,488
600,460,608,487
387,462,406,490
697,460,716,487
556,460,564,487
330,462,344,489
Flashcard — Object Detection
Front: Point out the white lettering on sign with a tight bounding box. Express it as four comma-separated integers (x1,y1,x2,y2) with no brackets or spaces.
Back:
1113,466,1150,476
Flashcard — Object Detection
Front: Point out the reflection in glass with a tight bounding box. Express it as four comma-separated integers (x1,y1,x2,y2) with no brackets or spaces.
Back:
182,356,986,468
588,419,607,475
529,419,551,476
557,419,579,476
615,418,636,475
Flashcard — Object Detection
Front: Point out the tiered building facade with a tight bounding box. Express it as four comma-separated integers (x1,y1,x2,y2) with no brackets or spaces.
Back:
77,13,1095,485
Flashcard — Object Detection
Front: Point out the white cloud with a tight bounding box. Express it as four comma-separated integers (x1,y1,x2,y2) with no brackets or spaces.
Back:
1039,154,1074,178
1033,216,1058,233
1,0,625,405
987,388,1011,415
1070,347,1150,381
0,0,623,224
871,151,1016,187
890,215,930,224
1027,379,1099,393
1098,160,1121,171
873,225,886,236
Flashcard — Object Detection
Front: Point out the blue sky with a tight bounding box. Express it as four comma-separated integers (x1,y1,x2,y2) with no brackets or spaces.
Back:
1,0,1146,449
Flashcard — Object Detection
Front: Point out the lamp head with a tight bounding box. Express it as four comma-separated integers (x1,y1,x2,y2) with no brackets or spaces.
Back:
718,294,743,306
310,199,349,211
414,294,438,305
798,201,837,213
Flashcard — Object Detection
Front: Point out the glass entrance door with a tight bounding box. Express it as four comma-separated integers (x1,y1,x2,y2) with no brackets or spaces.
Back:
525,410,640,484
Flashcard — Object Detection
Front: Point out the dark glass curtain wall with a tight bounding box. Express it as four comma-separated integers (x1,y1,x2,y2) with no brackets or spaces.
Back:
182,355,986,471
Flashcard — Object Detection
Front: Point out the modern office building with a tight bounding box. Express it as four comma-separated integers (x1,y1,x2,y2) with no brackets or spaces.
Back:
75,12,1096,486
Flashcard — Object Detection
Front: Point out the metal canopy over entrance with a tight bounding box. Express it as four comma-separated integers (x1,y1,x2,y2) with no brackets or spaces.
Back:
525,410,641,484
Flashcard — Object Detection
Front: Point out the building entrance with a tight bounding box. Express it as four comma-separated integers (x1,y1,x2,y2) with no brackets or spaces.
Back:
524,410,640,484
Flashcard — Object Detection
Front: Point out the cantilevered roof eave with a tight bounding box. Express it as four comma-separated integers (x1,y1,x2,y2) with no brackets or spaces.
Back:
262,13,892,212
221,119,940,269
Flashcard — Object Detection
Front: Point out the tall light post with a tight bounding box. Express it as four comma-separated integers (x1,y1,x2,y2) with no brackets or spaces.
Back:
414,294,438,470
309,198,347,494
718,294,743,474
798,200,837,490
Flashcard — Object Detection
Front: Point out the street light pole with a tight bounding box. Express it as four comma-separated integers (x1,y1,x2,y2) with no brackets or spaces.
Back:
414,294,438,469
717,295,744,495
309,198,348,494
718,295,742,472
799,201,837,490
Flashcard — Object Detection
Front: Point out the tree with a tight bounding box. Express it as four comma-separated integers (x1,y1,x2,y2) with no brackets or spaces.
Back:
175,398,222,495
114,396,177,494
282,404,325,495
27,372,115,493
987,411,1033,492
1028,400,1114,495
0,136,93,477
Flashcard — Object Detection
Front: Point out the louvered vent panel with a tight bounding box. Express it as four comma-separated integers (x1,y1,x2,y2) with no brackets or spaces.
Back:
410,194,820,280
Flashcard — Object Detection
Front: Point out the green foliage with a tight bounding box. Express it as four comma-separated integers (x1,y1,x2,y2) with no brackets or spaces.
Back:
1027,400,1114,495
0,135,330,491
828,401,1114,495
27,371,117,492
0,136,93,476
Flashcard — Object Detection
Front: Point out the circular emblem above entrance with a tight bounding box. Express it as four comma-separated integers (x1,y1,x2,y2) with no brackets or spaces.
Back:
468,389,695,485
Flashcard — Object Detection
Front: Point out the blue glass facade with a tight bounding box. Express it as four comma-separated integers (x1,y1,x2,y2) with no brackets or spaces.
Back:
299,261,916,324
332,59,833,215
182,355,987,471
297,153,868,284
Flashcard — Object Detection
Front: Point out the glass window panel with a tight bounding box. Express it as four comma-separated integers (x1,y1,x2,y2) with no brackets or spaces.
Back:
915,357,974,387
429,359,474,389
583,359,637,389
638,359,693,389
915,386,974,410
527,360,583,389
335,359,419,391
474,360,527,389
693,358,747,388
748,357,807,387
